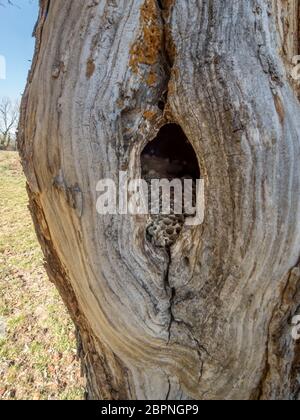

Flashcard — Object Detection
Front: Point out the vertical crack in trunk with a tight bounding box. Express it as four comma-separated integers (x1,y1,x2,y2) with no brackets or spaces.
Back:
157,0,175,69
163,248,174,343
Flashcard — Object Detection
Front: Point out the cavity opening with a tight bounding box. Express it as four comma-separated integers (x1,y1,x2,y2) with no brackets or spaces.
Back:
141,123,200,248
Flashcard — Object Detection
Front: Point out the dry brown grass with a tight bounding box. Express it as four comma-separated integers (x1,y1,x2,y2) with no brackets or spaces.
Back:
0,152,84,400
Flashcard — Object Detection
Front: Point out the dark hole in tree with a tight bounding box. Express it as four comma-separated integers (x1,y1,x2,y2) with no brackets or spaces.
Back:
157,0,164,10
158,100,165,111
141,124,200,248
141,123,200,181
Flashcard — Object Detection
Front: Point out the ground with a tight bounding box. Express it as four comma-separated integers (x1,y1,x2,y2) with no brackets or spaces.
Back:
0,151,84,400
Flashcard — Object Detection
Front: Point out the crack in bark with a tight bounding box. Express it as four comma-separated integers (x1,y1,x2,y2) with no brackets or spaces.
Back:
156,0,174,110
157,0,163,10
175,319,207,382
163,252,210,381
165,378,171,400
157,0,174,69
163,248,174,344
163,239,207,385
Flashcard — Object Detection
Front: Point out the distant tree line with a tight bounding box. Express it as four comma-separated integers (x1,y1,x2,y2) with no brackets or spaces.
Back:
0,0,33,150
0,97,19,151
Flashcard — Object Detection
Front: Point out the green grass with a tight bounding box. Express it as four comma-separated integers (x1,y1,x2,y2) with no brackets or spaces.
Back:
0,152,84,400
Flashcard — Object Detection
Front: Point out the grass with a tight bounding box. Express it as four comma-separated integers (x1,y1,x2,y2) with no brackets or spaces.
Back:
0,151,84,400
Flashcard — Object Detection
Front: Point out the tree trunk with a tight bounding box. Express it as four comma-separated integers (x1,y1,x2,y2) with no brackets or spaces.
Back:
18,0,300,400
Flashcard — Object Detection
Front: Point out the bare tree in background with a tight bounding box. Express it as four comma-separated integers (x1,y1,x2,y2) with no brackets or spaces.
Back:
0,97,19,150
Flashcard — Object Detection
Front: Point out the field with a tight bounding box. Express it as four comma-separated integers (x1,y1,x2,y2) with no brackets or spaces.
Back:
0,152,84,400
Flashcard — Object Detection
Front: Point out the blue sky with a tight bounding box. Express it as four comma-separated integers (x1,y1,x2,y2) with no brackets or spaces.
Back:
0,0,39,100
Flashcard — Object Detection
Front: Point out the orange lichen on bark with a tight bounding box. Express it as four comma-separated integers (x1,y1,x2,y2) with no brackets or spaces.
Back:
143,110,156,120
161,0,174,17
147,70,157,86
129,0,163,74
86,58,95,79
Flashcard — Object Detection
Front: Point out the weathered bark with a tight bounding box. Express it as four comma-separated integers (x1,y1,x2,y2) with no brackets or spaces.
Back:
18,0,300,400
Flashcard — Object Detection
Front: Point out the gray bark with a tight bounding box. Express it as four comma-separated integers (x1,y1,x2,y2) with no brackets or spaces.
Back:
18,0,300,400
